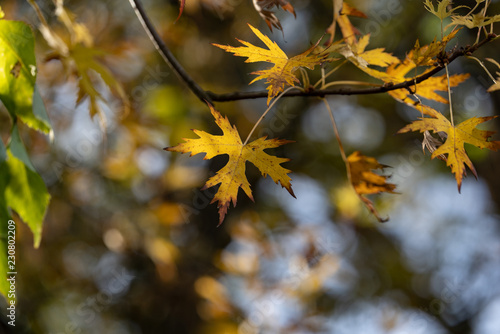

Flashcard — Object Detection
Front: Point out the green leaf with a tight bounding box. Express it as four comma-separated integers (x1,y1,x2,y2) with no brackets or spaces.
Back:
32,86,53,135
0,139,10,297
5,127,50,248
0,20,51,133
9,125,35,171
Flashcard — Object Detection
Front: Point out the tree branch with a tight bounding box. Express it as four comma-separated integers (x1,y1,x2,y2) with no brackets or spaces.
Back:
128,0,496,105
128,0,212,103
207,34,497,102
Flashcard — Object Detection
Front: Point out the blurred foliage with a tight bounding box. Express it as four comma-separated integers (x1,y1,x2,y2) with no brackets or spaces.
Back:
1,0,500,334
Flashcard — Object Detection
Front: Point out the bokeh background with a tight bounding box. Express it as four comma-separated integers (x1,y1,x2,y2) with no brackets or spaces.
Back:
1,0,500,333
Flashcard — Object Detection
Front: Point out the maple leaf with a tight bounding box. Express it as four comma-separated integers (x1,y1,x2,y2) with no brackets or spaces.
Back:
213,24,328,105
165,104,295,225
252,0,296,32
339,33,399,81
424,0,466,21
386,60,470,104
410,29,460,66
398,106,500,191
347,151,397,222
33,1,128,122
449,13,500,29
330,2,367,46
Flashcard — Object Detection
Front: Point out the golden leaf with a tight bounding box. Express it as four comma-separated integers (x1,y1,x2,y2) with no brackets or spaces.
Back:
34,1,128,122
386,61,470,104
410,29,460,66
213,24,328,105
347,151,397,222
165,104,295,225
339,34,399,81
398,106,500,191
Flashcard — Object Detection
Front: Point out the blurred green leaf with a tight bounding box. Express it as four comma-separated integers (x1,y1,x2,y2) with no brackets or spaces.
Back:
0,138,10,297
4,126,50,248
0,20,51,133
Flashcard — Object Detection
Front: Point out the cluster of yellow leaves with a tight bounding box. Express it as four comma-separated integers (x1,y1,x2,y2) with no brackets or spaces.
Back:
166,104,295,224
170,1,500,224
398,106,500,191
214,24,328,105
32,0,128,122
347,151,397,222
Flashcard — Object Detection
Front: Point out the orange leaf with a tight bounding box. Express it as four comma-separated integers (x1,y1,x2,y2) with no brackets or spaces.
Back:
398,107,500,191
165,104,295,225
347,151,397,222
252,0,296,32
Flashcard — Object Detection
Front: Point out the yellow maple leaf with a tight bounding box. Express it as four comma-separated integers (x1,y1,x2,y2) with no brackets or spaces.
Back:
165,104,295,225
33,1,128,122
386,61,469,104
410,30,460,66
398,106,500,191
331,2,366,46
213,24,328,105
347,151,397,222
339,34,399,81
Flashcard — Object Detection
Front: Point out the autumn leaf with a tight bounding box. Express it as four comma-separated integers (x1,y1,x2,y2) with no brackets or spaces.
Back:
165,104,295,225
339,33,399,81
449,13,500,29
386,60,469,104
213,24,328,105
32,1,129,123
252,0,296,32
424,0,466,21
410,29,460,66
176,0,186,23
398,106,500,191
330,2,367,46
347,151,397,222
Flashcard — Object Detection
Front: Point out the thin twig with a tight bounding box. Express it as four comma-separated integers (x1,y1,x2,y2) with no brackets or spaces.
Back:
128,0,212,103
322,98,347,164
445,64,455,127
243,86,301,145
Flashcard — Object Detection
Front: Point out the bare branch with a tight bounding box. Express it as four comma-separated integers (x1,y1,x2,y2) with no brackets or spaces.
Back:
128,0,212,103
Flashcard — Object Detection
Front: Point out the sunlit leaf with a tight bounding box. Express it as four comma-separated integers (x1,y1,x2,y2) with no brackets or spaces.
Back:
0,19,51,133
213,24,328,105
165,104,295,224
4,126,50,248
398,106,500,191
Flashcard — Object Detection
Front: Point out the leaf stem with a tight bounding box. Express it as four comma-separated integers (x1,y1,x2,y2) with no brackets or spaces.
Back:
243,86,300,146
466,56,498,84
322,98,347,165
445,63,454,127
314,60,347,88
